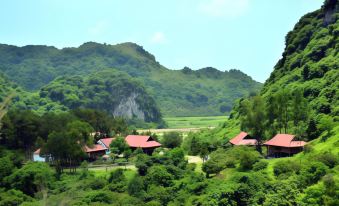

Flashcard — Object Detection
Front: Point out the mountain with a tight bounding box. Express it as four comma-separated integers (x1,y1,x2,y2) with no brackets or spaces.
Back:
0,42,262,116
193,0,339,141
10,70,163,124
262,0,338,116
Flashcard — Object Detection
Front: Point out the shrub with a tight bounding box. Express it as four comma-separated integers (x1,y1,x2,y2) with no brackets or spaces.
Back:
253,160,269,171
162,132,183,148
316,152,339,168
273,160,301,178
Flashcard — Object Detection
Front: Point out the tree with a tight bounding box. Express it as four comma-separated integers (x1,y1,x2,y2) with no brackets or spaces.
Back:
135,153,152,176
240,96,266,153
128,175,145,198
43,131,84,174
66,120,94,145
162,132,183,148
110,137,130,158
145,165,173,187
5,162,54,196
108,168,127,192
275,89,291,133
318,115,335,139
0,156,14,184
202,159,223,178
0,110,40,157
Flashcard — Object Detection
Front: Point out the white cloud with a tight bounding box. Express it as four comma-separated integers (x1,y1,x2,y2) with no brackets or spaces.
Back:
150,32,167,44
88,20,109,36
197,0,249,18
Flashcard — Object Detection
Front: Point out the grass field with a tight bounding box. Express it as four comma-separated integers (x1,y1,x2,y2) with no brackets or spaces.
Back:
164,116,227,129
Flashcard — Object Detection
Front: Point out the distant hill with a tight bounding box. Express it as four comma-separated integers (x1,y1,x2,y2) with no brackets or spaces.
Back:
10,70,163,124
0,42,262,116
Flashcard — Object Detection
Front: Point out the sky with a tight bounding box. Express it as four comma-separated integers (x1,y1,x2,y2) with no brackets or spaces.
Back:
0,0,324,82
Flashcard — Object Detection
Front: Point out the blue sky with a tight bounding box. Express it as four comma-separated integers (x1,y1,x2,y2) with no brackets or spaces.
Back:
1,0,323,82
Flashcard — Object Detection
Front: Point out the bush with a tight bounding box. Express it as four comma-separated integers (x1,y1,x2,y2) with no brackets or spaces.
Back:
253,160,268,171
316,152,339,168
273,160,301,178
162,132,183,148
86,177,106,190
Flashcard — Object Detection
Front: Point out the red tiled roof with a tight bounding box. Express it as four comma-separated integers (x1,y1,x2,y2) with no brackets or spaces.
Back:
125,135,161,148
84,144,106,153
264,134,307,147
99,138,115,148
229,132,257,146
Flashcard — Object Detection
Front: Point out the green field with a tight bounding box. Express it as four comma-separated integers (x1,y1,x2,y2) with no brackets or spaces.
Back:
164,116,227,129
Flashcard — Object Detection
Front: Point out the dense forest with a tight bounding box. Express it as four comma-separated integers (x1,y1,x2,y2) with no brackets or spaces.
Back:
0,42,262,117
12,69,163,124
0,0,338,205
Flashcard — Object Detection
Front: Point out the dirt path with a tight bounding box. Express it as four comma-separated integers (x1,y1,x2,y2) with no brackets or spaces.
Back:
186,155,203,164
88,164,136,171
138,127,215,134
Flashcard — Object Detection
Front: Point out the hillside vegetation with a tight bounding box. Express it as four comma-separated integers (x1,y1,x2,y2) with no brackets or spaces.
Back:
9,70,163,125
0,42,262,116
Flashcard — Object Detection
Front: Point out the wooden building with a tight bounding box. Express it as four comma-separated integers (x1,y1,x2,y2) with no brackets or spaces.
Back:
229,132,258,146
264,134,306,157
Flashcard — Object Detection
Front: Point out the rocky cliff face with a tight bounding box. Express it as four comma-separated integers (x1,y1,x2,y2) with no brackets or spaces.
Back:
113,92,145,120
13,70,163,123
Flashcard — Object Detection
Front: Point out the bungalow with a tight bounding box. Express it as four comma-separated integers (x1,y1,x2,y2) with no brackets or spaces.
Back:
125,135,161,154
229,132,258,146
264,134,307,157
83,144,106,159
97,137,115,154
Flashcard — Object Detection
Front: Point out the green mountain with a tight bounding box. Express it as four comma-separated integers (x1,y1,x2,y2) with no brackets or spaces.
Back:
262,0,339,116
0,42,262,116
10,70,163,124
193,0,339,141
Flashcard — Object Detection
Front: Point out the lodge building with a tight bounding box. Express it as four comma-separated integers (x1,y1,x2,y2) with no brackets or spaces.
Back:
229,132,307,157
33,135,161,161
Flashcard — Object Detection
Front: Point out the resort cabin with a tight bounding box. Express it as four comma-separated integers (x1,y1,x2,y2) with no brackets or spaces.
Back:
97,137,115,154
229,132,258,146
125,135,161,154
264,134,307,157
83,144,107,159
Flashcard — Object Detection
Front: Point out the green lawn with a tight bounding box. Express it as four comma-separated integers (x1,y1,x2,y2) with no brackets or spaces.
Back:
164,116,227,129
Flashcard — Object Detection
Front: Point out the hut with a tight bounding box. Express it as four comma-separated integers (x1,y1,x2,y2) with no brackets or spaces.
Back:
229,132,258,146
264,134,306,157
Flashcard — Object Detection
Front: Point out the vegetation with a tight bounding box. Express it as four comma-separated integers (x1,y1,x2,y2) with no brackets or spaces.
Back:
0,1,338,205
0,43,262,117
164,116,227,129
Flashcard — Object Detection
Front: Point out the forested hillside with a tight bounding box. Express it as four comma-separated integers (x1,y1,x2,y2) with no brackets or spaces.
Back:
10,70,163,124
0,42,262,116
262,0,339,117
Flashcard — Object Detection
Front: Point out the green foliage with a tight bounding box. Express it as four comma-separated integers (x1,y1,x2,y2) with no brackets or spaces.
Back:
273,160,301,178
0,156,14,184
253,160,269,171
0,189,33,206
161,132,183,148
5,162,54,196
0,43,261,117
145,165,173,187
110,137,130,156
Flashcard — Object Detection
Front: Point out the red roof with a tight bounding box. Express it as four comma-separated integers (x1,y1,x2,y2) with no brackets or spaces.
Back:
99,138,115,148
264,134,307,147
125,135,161,148
84,144,106,153
229,132,258,146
